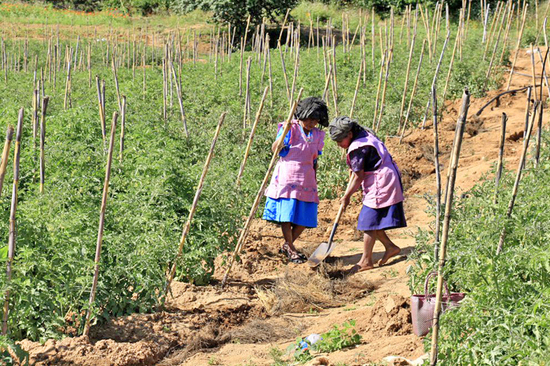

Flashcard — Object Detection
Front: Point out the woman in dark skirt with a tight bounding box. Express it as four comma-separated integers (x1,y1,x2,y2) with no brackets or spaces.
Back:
328,116,406,272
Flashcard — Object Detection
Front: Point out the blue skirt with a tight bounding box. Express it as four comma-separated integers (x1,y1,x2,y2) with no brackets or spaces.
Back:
357,201,407,231
263,197,318,228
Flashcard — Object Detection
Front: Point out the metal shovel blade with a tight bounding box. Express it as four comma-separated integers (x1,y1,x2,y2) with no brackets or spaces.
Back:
307,241,335,267
308,202,346,268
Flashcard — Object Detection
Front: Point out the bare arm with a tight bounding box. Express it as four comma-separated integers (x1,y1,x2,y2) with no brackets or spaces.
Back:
271,139,279,153
341,169,364,210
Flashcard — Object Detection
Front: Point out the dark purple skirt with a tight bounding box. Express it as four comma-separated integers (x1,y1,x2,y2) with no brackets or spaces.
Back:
357,201,407,231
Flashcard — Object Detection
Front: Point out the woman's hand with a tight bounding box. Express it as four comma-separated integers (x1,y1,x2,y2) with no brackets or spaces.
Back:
340,194,351,210
341,170,364,210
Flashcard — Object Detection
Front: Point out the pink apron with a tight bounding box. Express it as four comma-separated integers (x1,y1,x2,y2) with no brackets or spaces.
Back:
265,121,325,203
347,133,404,209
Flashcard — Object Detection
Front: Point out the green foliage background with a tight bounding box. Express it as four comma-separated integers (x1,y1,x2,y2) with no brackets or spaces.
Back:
0,0,509,345
408,137,550,364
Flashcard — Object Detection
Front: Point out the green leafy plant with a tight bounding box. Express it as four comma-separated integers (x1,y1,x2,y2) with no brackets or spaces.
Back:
408,137,550,364
0,335,29,366
286,337,314,363
316,320,362,353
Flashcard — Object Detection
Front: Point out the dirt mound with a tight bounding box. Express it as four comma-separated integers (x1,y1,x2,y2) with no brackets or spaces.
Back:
366,294,413,336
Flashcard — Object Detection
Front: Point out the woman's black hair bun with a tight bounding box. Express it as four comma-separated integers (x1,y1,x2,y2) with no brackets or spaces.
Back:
295,97,329,127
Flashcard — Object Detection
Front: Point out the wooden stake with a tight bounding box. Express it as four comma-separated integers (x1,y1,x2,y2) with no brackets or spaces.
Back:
442,34,459,103
530,44,538,100
400,40,427,142
372,51,386,129
96,76,106,144
63,49,72,110
170,60,189,137
39,97,49,193
163,112,226,301
2,108,24,336
289,45,300,109
421,30,450,129
278,42,291,103
0,126,14,196
83,111,119,337
243,57,252,129
278,9,291,45
535,98,544,168
222,89,303,288
236,87,269,187
496,101,538,255
375,48,393,132
494,112,507,204
349,61,363,119
322,64,333,102
112,57,122,110
429,89,471,365
506,3,528,90
398,10,418,133
485,4,508,84
162,58,167,121
432,85,442,259
523,86,532,137
119,96,127,162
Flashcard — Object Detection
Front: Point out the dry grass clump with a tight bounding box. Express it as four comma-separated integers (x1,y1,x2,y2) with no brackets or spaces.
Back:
229,319,300,343
256,265,374,315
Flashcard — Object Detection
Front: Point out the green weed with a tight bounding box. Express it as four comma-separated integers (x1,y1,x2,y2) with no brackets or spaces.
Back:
316,320,362,353
408,138,550,363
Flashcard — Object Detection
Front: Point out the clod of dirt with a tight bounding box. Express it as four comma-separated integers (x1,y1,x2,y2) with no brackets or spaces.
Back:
466,117,484,137
255,269,373,315
507,130,524,141
366,294,412,336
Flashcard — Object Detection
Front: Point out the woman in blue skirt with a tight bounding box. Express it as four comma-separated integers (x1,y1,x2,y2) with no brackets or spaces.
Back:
329,116,406,272
263,97,329,263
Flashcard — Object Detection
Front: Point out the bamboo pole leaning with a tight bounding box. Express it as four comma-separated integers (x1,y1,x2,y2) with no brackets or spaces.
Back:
112,57,122,111
430,88,471,365
39,96,49,194
236,87,269,187
484,4,507,86
0,126,14,196
506,3,528,90
375,48,393,132
535,49,548,168
243,57,252,129
494,113,507,204
2,108,24,336
523,86,532,137
222,89,303,288
496,101,539,255
400,40,427,143
162,112,226,304
278,42,291,103
119,96,127,163
83,111,118,337
432,86,442,259
421,29,450,129
63,51,72,110
442,33,459,104
397,13,418,133
169,60,189,137
349,61,363,119
372,50,387,129
96,76,106,144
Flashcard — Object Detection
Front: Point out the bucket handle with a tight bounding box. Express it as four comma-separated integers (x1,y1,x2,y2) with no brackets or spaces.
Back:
424,271,451,301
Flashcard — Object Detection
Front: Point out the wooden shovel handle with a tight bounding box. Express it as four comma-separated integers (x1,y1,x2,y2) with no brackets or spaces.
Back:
327,202,346,245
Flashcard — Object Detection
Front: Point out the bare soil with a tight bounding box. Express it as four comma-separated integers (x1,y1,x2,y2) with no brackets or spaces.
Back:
20,48,547,365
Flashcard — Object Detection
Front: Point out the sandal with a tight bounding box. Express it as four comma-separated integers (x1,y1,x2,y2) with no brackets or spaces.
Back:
279,243,307,264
